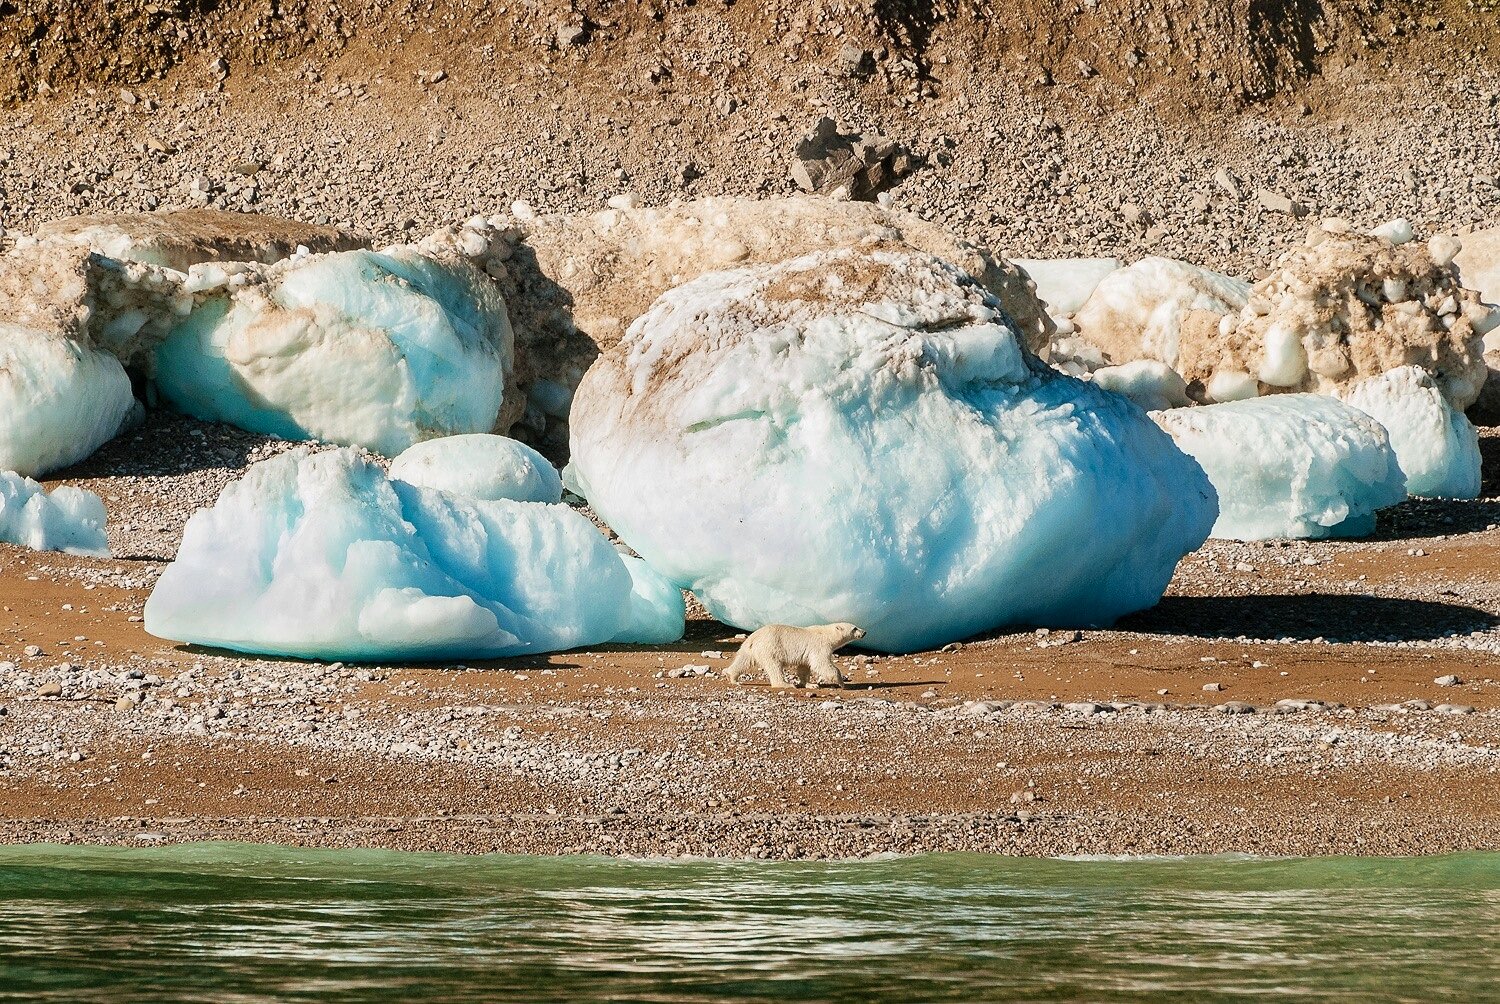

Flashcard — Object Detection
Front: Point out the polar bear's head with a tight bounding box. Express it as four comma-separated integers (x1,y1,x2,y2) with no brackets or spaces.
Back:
830,623,866,645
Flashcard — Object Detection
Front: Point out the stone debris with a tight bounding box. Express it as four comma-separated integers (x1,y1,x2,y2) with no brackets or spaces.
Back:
791,117,918,202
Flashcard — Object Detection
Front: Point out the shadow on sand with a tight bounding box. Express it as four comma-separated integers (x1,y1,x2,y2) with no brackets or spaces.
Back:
1122,593,1497,644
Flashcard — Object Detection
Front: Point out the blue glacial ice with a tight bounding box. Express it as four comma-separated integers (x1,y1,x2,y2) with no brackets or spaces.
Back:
389,434,562,504
568,248,1218,653
0,322,136,477
1344,366,1482,500
153,247,514,458
143,448,683,661
614,555,690,644
0,471,110,556
1152,394,1407,540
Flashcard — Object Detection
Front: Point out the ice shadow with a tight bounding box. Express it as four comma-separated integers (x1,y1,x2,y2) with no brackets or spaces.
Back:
51,410,277,481
1121,593,1497,644
1369,497,1500,541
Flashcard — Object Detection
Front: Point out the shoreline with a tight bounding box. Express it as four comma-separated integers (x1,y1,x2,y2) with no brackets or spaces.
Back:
0,421,1495,861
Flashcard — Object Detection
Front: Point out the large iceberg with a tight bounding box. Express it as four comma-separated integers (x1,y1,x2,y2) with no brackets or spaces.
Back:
0,322,136,477
154,248,515,458
0,471,110,556
1344,366,1482,499
1152,395,1406,540
569,248,1217,653
143,449,683,660
388,434,562,504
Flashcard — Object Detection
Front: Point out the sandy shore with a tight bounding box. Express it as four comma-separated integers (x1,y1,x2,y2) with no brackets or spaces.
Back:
0,421,1495,858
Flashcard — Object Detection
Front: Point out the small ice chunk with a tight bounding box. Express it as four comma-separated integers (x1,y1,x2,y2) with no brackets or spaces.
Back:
1344,366,1482,500
0,471,110,556
1369,218,1414,245
1090,360,1190,411
389,434,562,504
0,323,136,477
143,449,684,660
1206,369,1260,403
1257,321,1310,387
1072,256,1250,369
1013,257,1121,317
1153,395,1406,541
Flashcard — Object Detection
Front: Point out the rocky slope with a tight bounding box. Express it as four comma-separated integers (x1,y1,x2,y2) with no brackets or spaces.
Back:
3,1,1500,278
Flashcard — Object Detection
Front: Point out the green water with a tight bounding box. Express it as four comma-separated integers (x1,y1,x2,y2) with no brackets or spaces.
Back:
0,846,1496,1002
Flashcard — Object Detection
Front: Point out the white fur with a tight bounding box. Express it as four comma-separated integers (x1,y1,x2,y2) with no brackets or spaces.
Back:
725,622,866,689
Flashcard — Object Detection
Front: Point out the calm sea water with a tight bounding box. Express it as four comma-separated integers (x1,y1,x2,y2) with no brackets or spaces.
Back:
0,844,1495,1002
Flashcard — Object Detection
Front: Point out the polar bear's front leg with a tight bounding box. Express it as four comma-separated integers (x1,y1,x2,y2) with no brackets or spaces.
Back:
809,655,845,688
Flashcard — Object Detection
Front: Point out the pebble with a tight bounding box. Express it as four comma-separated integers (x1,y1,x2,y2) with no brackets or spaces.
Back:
1202,683,1224,692
35,682,62,698
1434,675,1462,686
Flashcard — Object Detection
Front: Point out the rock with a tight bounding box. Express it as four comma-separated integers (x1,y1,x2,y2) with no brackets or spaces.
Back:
1434,674,1462,686
1256,189,1305,216
1434,703,1475,714
1214,701,1256,714
36,681,62,697
22,645,42,658
1063,702,1109,715
556,22,586,47
791,117,916,202
1203,682,1224,692
1213,167,1242,199
836,44,871,76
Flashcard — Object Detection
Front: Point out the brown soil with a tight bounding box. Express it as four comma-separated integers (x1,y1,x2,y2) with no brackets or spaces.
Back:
2,504,1498,858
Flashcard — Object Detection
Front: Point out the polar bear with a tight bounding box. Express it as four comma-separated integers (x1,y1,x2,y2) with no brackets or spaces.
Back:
724,622,867,689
